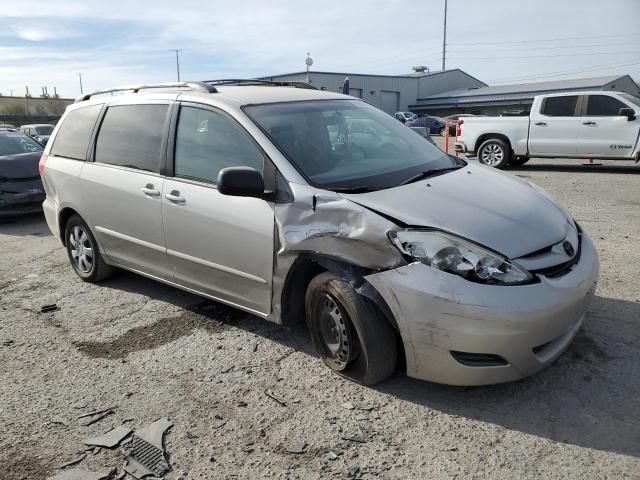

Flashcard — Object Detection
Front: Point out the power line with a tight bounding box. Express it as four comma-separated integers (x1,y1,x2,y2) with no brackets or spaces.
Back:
449,32,640,47
448,50,639,61
485,59,640,84
447,41,640,53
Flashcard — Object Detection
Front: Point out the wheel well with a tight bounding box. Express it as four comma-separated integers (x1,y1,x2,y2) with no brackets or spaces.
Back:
475,133,512,155
58,207,79,246
280,254,406,370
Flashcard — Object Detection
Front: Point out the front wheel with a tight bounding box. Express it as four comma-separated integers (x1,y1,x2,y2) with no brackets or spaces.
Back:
477,138,511,169
64,214,114,282
305,272,397,386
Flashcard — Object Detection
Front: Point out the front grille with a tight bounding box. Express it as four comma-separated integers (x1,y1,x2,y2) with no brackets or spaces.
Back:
450,351,508,367
530,230,582,279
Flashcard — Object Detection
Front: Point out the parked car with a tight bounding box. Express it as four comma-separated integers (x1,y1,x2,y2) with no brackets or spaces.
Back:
0,130,45,217
456,91,640,168
406,115,445,134
0,125,18,132
394,111,417,122
442,114,481,137
41,80,598,386
20,124,55,145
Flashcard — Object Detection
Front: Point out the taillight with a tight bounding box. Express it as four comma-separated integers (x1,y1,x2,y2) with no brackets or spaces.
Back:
38,153,48,176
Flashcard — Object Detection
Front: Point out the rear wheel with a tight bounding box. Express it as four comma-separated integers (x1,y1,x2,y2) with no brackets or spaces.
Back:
64,215,114,282
439,126,447,137
305,272,397,385
477,138,511,169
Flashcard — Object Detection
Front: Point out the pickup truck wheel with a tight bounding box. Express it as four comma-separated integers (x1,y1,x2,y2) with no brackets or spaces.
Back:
509,156,530,166
439,126,447,137
478,139,511,169
305,272,398,386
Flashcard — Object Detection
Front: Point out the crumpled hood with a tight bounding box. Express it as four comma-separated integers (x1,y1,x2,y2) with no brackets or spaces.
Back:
0,152,41,180
341,163,572,259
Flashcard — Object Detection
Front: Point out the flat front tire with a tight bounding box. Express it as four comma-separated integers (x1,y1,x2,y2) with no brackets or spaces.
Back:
64,214,114,282
477,138,511,169
305,272,397,386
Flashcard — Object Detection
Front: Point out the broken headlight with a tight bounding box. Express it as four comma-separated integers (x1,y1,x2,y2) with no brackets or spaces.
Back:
389,230,534,285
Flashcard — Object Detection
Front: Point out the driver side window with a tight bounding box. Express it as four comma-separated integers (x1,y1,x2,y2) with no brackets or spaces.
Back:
174,106,264,184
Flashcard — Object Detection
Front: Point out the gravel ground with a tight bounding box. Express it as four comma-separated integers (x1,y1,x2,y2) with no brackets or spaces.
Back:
1,155,639,480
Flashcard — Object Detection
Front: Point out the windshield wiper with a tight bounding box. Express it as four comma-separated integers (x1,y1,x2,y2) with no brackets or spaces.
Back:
329,185,381,193
400,166,464,186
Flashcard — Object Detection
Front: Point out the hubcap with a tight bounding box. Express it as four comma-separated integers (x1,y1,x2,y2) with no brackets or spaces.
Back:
318,294,351,370
480,143,504,166
69,226,93,273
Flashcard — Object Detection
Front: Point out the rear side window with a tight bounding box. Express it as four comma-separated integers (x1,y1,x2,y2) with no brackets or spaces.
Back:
95,104,168,173
174,106,263,184
50,104,102,160
541,96,578,117
586,95,627,116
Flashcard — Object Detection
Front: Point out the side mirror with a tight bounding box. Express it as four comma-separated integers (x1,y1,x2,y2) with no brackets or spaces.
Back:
217,166,265,198
619,107,636,121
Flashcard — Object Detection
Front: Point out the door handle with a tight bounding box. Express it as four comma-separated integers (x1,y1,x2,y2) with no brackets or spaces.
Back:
141,185,160,196
582,121,597,125
534,122,547,126
165,191,185,203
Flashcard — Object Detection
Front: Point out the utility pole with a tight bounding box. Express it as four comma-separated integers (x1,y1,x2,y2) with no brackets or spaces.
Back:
174,50,181,81
442,0,448,71
77,73,84,94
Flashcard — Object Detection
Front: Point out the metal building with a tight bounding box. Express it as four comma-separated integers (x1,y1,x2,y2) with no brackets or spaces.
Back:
260,69,486,114
409,75,640,116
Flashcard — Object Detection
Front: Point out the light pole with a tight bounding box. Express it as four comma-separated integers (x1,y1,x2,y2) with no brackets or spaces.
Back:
77,73,84,94
174,50,181,81
442,0,448,71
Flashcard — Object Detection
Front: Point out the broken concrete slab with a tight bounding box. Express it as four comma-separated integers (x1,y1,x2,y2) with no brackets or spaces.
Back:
57,453,87,469
84,426,132,449
47,468,114,480
124,417,172,479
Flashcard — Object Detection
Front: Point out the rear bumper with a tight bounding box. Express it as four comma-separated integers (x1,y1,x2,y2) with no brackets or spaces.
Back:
0,191,45,217
365,233,599,386
454,141,469,154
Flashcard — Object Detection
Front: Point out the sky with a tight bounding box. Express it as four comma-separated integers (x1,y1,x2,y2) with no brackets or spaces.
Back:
1,0,639,98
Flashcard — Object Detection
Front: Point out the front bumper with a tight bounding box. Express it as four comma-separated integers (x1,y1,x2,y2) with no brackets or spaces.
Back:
0,191,45,217
365,233,599,386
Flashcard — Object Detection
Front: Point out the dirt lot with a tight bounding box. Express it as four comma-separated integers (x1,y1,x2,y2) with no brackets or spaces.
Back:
1,157,639,479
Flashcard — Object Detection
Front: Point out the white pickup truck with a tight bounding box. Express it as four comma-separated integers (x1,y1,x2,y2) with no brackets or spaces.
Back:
455,91,640,168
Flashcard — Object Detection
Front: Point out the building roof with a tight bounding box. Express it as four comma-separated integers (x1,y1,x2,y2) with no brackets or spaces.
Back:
412,75,631,107
261,68,487,84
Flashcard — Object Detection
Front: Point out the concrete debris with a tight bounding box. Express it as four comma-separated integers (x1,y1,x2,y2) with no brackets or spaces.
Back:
82,410,114,427
347,466,362,479
84,426,132,448
58,453,87,469
341,402,355,410
286,442,307,454
352,403,374,411
123,417,172,479
40,303,59,313
342,435,367,444
46,468,114,480
264,389,287,407
241,444,255,453
327,450,340,461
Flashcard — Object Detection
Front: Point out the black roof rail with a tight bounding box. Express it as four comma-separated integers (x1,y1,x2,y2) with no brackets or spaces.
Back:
74,81,218,103
203,79,318,90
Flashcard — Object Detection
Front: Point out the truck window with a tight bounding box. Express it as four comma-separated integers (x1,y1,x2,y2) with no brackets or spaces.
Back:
586,95,627,116
541,96,578,117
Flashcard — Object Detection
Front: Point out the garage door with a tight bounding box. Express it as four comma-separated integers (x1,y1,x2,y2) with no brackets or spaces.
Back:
349,88,362,99
380,91,399,114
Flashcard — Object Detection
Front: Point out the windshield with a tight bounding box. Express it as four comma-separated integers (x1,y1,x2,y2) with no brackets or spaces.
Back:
35,126,54,135
619,93,640,109
0,133,44,156
245,100,462,191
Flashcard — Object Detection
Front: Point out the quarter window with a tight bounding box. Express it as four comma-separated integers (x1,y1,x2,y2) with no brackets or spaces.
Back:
95,104,168,173
50,104,103,160
586,95,627,116
541,96,578,117
174,106,264,184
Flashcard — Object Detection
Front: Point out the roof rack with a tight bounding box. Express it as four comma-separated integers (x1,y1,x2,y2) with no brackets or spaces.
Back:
74,81,218,103
203,79,318,90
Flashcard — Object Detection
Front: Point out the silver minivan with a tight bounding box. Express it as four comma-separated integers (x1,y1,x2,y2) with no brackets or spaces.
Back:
40,80,599,386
